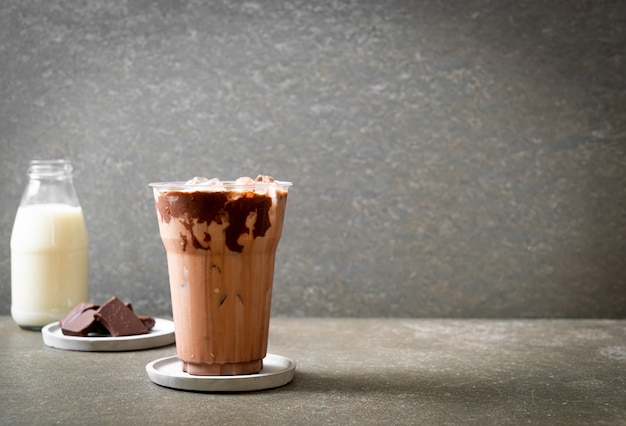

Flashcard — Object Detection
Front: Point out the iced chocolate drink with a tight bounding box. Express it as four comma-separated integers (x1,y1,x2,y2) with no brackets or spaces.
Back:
150,176,291,376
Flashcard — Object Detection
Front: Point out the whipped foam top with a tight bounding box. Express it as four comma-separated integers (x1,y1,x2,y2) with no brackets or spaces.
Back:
186,175,276,187
150,175,291,196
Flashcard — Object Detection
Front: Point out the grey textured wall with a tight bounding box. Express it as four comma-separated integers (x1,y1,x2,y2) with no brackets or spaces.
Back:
1,0,624,318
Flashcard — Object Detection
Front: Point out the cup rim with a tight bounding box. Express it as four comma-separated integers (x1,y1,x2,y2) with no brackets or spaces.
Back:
149,180,293,191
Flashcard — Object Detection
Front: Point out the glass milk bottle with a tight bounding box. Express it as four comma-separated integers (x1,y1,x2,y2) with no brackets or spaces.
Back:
10,159,89,330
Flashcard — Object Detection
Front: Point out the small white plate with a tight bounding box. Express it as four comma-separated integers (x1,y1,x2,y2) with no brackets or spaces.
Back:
146,354,296,392
42,318,176,352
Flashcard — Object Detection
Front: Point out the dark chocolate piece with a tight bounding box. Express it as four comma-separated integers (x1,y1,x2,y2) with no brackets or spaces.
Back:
60,302,101,336
126,302,155,330
94,297,149,337
138,315,156,331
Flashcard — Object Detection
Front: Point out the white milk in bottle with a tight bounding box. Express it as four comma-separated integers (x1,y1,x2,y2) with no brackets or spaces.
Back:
10,160,89,329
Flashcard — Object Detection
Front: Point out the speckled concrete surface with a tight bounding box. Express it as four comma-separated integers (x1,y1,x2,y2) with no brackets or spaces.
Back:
1,317,625,425
0,1,624,318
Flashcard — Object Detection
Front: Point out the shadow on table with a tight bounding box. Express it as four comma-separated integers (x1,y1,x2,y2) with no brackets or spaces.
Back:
283,369,504,400
268,369,615,424
278,367,619,419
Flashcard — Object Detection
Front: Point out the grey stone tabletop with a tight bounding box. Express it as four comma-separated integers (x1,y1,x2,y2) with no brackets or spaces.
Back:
1,316,624,425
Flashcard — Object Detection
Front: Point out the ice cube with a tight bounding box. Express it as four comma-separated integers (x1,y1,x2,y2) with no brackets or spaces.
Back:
186,176,210,185
255,175,275,183
235,176,255,186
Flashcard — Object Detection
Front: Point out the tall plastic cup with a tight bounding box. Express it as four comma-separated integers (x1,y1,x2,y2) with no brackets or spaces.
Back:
150,177,291,375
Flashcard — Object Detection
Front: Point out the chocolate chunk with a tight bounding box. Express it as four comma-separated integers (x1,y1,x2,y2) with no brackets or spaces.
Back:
126,302,155,331
59,298,156,337
60,302,101,336
94,297,149,337
125,301,155,330
138,315,156,331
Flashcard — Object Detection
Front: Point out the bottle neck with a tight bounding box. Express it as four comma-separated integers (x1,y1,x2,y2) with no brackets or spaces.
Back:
27,159,73,180
20,160,81,207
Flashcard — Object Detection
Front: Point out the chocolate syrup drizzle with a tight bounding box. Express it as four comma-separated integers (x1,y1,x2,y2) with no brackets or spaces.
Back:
156,191,275,253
